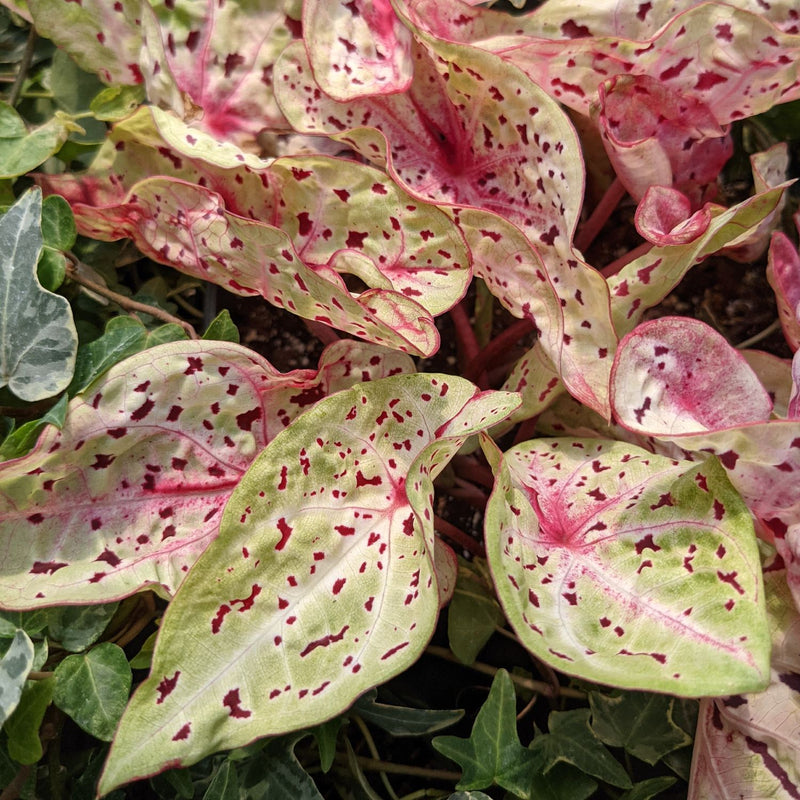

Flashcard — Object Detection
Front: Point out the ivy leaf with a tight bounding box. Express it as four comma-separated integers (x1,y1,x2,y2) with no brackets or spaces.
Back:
0,392,67,461
98,375,519,793
433,669,536,796
201,759,239,800
4,676,55,764
202,310,239,344
45,602,119,652
238,734,324,800
589,690,692,765
621,777,678,800
532,709,631,788
0,629,34,725
53,642,132,741
353,689,463,736
0,188,77,402
484,436,770,696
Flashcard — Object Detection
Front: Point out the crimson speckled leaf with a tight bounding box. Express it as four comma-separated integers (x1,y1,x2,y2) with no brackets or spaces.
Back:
304,0,412,100
0,339,414,609
398,1,800,121
39,107,469,357
98,375,519,793
483,436,769,695
767,227,800,352
689,568,800,800
25,0,143,85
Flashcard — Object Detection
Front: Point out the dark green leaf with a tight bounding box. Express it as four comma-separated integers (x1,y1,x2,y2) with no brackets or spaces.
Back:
529,761,598,800
0,392,67,460
146,323,190,346
45,602,120,652
0,610,50,638
310,715,343,772
354,689,463,736
53,642,132,740
589,690,692,765
150,767,194,799
203,309,240,344
37,247,67,292
531,709,631,789
4,676,55,764
447,793,494,800
128,630,157,671
202,760,240,800
0,629,34,725
240,733,323,800
447,558,504,664
620,776,678,800
433,669,535,796
41,194,76,252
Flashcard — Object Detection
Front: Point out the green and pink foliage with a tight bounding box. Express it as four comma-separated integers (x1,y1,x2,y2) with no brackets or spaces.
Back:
98,376,519,792
0,339,415,608
482,435,769,696
38,106,470,356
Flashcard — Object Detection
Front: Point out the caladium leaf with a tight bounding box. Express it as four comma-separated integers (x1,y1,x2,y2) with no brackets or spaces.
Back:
0,339,415,609
98,375,520,794
767,226,800,352
23,0,143,85
608,185,787,337
610,317,773,434
303,0,413,100
0,188,77,402
689,567,800,800
634,187,713,246
593,74,732,208
483,436,770,695
39,107,469,356
398,1,800,122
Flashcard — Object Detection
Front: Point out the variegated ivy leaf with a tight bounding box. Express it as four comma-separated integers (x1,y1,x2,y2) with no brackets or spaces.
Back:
689,566,800,800
24,0,143,85
39,107,469,356
303,0,413,100
98,376,520,794
0,339,414,609
483,436,770,696
142,0,300,145
397,1,800,121
608,185,787,337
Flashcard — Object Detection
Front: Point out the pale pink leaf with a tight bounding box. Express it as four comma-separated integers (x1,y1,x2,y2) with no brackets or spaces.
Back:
634,187,712,246
611,317,773,435
767,230,800,352
0,340,415,609
98,376,520,793
483,436,770,695
741,350,795,419
689,568,800,800
303,0,413,100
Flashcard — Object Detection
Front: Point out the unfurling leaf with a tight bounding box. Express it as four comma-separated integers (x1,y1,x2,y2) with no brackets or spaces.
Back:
483,437,770,696
98,375,519,793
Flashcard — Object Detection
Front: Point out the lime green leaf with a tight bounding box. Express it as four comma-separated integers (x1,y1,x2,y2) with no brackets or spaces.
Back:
433,669,536,796
620,776,678,800
45,602,119,652
353,690,463,736
202,309,239,344
447,558,505,665
53,642,132,741
90,84,146,121
0,103,82,179
0,188,77,401
129,630,157,671
0,629,34,725
310,716,343,773
4,676,55,764
589,690,692,765
202,760,239,800
532,709,631,789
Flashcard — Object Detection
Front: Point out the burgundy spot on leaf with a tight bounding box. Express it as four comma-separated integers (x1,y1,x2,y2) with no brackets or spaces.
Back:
231,584,261,612
96,548,122,567
718,451,739,469
184,356,203,375
561,19,591,37
30,561,68,574
275,518,293,550
346,230,368,248
562,592,578,606
211,604,231,634
300,625,349,657
156,671,181,704
166,405,183,422
334,189,350,202
236,407,262,431
650,493,673,510
107,427,127,439
335,525,355,536
717,571,745,595
172,724,191,741
27,513,44,524
356,470,382,487
90,453,115,470
89,572,106,583
290,384,325,408
222,688,252,718
131,398,155,422
380,642,409,660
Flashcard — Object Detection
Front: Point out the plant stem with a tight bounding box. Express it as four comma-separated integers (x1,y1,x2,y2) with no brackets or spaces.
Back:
425,645,586,700
464,317,535,384
574,177,627,254
736,318,782,349
65,257,199,338
334,753,462,783
449,300,483,383
352,715,400,800
8,26,37,107
435,515,485,558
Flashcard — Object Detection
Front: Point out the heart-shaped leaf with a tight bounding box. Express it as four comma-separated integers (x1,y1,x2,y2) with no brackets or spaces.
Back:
0,339,414,609
98,375,519,793
483,436,770,695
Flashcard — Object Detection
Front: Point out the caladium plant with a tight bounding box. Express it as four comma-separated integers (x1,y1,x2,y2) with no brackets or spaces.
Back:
1,0,800,797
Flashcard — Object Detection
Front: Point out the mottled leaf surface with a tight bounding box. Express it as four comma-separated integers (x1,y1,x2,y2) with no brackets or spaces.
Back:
98,376,519,793
767,226,800,352
0,188,77,402
484,437,769,695
689,568,800,800
0,629,34,725
0,339,414,608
